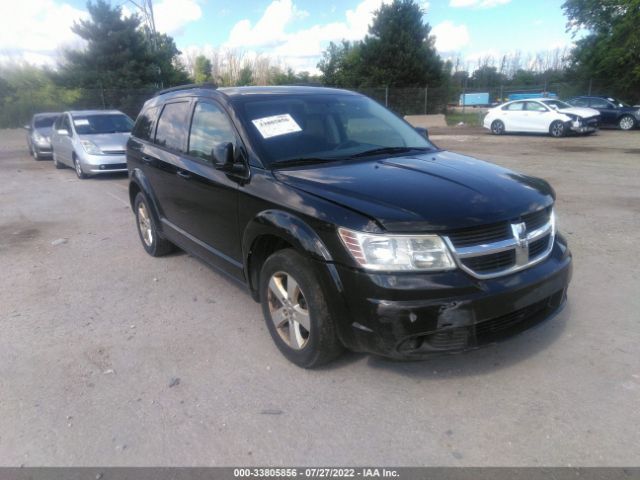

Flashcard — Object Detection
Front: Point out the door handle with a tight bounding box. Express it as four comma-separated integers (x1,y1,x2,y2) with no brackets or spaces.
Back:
177,170,191,180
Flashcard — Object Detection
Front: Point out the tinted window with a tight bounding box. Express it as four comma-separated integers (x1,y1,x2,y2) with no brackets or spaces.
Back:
72,114,133,134
504,102,525,111
132,106,159,141
590,98,613,109
34,116,58,128
236,94,434,166
62,115,72,132
155,102,190,152
188,102,236,164
525,102,548,112
569,98,588,107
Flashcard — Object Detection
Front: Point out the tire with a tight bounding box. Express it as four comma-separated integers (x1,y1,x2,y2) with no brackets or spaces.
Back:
490,120,505,135
259,249,343,368
73,154,87,179
618,115,636,131
134,192,174,257
53,150,64,169
32,145,42,160
549,120,565,138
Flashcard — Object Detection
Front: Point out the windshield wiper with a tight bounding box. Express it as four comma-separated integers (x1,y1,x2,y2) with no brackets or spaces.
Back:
270,157,341,169
349,146,431,158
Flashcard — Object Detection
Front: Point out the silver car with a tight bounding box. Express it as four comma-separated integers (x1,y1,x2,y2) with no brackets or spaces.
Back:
25,112,61,160
50,110,134,179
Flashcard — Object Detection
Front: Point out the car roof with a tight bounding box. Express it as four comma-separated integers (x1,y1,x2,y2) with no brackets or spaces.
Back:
33,112,62,118
66,109,125,116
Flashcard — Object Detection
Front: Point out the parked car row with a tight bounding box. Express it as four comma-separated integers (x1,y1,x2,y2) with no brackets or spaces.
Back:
482,95,639,137
24,85,575,368
24,109,134,179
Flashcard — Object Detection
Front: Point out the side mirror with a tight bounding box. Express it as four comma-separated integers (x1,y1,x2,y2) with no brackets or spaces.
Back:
56,129,69,136
212,142,245,174
414,127,429,139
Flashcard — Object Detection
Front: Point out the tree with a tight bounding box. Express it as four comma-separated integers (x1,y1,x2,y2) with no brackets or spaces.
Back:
562,0,640,100
236,66,254,86
193,55,213,84
59,0,187,89
317,41,363,87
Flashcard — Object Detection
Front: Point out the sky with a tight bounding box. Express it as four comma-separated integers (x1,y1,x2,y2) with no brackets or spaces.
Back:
0,0,576,72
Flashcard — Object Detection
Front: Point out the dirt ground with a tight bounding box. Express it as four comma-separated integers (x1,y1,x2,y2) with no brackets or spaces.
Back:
0,126,639,466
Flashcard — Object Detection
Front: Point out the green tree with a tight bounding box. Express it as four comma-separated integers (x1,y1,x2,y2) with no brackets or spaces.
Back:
562,0,640,100
317,41,363,87
193,55,213,84
236,66,254,86
59,0,186,89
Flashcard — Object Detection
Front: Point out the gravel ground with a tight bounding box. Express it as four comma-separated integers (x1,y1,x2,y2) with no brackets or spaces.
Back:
0,127,639,466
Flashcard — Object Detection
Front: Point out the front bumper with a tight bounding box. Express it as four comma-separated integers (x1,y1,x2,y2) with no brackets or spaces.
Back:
330,234,572,358
79,152,128,174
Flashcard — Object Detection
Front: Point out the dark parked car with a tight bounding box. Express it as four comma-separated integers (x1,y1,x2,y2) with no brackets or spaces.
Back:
566,96,640,130
24,112,61,159
127,85,573,368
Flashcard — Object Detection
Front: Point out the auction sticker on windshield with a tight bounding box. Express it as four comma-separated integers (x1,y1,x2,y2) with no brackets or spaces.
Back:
252,114,302,139
74,119,90,126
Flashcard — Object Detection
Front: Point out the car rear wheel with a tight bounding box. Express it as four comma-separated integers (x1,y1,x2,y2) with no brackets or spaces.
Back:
134,192,174,257
490,120,505,135
618,115,636,131
259,249,343,368
52,150,64,169
549,120,565,138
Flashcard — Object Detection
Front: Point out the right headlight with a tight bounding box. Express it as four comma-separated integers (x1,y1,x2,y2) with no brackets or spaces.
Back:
80,139,102,155
338,227,456,272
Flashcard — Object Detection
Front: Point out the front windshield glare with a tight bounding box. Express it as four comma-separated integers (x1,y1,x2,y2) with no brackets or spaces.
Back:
73,114,134,135
238,94,434,166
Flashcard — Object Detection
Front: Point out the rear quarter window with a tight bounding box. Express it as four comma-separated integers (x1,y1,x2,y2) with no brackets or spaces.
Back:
154,101,191,152
132,106,159,141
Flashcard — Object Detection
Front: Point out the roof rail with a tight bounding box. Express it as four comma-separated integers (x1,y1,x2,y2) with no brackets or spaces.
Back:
154,82,218,97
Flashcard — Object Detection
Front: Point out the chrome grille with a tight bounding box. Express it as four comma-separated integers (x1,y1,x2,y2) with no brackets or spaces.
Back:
444,208,555,279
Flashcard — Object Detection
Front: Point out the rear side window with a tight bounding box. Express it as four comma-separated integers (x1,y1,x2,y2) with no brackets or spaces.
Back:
154,102,190,152
188,102,236,164
132,106,159,141
590,98,613,109
504,102,525,111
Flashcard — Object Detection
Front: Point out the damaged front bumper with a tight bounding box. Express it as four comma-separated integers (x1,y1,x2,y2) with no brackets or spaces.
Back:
333,234,573,358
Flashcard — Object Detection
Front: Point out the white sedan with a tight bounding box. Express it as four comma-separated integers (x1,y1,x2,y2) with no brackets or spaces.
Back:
483,99,601,137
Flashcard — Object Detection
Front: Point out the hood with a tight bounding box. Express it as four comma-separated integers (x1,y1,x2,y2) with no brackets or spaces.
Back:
274,151,555,232
78,132,130,151
556,106,600,118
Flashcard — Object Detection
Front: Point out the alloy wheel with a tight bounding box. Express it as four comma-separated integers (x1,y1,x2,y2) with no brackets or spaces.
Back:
267,271,310,350
551,122,564,137
619,116,635,130
74,158,83,177
491,121,504,135
137,202,153,247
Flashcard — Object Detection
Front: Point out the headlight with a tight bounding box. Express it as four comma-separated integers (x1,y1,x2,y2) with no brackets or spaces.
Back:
338,228,456,272
80,140,102,155
33,131,45,142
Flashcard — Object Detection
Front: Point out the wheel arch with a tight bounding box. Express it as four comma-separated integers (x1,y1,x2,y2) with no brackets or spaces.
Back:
129,168,164,231
242,210,334,301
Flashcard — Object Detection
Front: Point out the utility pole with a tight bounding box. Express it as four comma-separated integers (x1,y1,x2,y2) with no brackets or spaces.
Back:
128,0,162,87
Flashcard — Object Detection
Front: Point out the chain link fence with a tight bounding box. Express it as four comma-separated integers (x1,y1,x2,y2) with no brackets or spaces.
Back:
1,80,629,129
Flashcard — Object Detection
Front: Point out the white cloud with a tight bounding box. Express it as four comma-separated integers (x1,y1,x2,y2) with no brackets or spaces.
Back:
431,21,470,52
450,0,510,8
0,0,86,65
224,0,392,72
153,0,202,35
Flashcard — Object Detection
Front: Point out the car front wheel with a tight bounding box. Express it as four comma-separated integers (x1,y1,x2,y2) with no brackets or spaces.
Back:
549,120,565,138
618,115,636,131
259,249,343,368
73,155,87,179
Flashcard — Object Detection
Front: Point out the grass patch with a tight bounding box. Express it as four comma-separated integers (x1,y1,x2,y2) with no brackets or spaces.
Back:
445,111,485,127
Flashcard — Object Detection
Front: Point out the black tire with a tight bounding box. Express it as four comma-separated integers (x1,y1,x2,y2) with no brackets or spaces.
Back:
32,145,42,160
490,120,505,135
259,249,343,368
133,192,174,257
73,154,87,179
549,120,565,138
618,115,636,131
53,150,64,169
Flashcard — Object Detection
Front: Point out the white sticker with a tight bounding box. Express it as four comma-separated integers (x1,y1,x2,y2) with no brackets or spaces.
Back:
73,119,90,126
252,114,302,139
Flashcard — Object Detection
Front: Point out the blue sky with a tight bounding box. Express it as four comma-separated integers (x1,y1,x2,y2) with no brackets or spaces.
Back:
0,0,576,72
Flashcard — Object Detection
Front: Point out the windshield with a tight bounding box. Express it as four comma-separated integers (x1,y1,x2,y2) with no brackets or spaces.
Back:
541,100,572,109
72,114,133,134
234,93,435,167
34,115,59,129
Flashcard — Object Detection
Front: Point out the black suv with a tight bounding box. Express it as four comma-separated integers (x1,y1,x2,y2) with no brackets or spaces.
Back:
127,85,572,368
566,96,639,130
